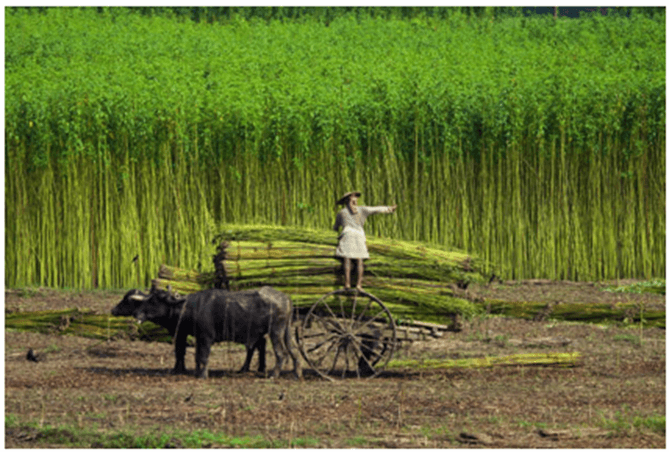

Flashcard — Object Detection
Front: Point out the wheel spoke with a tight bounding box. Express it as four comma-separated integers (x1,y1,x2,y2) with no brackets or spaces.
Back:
306,334,336,355
357,352,377,375
347,340,368,378
357,339,382,358
317,300,345,331
352,332,382,359
350,293,358,323
352,310,387,335
312,313,345,335
353,345,362,379
354,299,374,324
312,339,339,368
342,345,350,379
329,344,343,375
339,295,348,327
300,331,327,340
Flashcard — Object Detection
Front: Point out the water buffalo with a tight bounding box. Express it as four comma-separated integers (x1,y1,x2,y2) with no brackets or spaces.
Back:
112,288,265,374
120,287,302,379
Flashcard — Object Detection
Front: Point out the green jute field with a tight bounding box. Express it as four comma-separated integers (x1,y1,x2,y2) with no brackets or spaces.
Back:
4,7,665,290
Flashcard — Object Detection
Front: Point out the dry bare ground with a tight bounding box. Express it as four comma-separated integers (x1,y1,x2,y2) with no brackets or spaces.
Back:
5,282,666,448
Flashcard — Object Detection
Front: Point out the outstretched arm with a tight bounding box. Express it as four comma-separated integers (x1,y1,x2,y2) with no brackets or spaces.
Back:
361,205,397,216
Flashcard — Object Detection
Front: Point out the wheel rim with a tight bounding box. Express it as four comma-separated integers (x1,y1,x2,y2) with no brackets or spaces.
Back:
296,289,397,379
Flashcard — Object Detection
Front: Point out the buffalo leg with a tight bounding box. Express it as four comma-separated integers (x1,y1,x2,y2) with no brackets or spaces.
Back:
238,347,253,373
195,338,213,379
284,320,303,380
257,337,267,374
238,337,266,374
269,329,288,379
173,329,189,375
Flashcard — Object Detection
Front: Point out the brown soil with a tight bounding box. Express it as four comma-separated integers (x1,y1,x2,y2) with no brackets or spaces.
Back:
5,282,666,448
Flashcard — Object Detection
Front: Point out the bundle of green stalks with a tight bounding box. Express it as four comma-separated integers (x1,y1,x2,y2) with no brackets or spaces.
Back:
487,299,665,328
152,224,490,324
5,308,171,342
387,352,582,370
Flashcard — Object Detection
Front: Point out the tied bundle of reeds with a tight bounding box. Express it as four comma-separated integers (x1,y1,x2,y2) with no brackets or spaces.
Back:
152,224,493,324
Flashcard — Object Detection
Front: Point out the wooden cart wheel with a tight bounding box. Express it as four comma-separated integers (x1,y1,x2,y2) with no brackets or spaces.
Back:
296,289,397,380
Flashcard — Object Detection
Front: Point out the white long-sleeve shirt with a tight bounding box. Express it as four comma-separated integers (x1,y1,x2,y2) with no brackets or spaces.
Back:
333,206,393,259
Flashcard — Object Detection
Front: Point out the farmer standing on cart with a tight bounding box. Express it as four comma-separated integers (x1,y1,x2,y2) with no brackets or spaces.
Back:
333,191,397,290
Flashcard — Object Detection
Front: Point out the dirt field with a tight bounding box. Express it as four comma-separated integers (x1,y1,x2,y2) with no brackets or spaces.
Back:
5,282,666,448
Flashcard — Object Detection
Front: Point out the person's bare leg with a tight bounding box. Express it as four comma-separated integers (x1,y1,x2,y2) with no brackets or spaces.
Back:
344,258,351,289
356,259,364,291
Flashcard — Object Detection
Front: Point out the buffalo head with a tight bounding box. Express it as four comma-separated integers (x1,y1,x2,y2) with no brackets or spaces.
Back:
111,289,148,316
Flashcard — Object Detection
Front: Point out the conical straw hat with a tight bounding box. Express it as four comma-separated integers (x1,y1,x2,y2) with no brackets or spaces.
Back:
336,191,362,205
